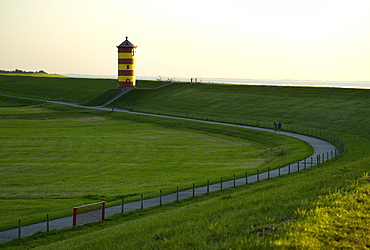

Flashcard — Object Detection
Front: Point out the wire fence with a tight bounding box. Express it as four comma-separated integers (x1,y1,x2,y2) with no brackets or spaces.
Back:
1,108,344,242
7,143,342,241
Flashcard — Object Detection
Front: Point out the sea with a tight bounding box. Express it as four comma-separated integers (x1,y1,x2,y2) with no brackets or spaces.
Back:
63,74,370,89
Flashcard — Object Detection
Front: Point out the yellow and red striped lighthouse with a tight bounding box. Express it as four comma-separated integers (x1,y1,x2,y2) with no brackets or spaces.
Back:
117,36,137,88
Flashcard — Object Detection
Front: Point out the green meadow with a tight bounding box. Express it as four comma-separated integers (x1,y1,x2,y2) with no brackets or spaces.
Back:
0,74,115,103
1,74,370,249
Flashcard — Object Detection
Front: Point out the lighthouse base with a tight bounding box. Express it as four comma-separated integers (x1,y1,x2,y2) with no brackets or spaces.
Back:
118,81,136,88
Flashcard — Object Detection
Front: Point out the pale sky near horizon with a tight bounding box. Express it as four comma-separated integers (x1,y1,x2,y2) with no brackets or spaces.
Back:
1,0,370,81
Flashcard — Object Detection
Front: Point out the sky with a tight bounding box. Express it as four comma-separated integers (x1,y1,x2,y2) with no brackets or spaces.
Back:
1,0,370,81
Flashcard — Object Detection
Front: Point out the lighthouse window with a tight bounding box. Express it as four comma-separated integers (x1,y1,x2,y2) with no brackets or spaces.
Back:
131,50,135,56
126,65,130,69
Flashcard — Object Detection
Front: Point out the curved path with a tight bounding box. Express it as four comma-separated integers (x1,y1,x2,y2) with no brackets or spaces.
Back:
0,95,339,243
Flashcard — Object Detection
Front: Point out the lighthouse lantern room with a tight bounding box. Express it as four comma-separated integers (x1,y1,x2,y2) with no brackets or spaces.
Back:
117,37,137,88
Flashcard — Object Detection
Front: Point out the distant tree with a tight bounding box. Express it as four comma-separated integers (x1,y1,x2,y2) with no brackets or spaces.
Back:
0,69,48,74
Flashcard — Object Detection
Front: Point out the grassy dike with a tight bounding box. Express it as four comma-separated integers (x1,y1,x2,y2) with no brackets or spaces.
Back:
1,75,370,248
0,101,309,232
0,74,116,104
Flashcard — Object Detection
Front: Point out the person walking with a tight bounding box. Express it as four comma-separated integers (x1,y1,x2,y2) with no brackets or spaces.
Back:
278,122,282,132
274,121,278,132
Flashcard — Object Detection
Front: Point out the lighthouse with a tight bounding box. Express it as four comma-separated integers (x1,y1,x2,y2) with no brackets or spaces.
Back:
117,37,137,88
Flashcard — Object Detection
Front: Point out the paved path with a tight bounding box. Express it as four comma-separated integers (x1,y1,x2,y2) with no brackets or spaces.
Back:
100,88,132,106
0,95,338,243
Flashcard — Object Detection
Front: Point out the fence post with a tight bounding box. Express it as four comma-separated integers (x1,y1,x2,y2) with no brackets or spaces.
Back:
233,174,236,187
46,214,50,232
311,157,313,167
18,220,21,239
73,207,77,226
288,163,291,174
220,177,223,191
193,183,195,198
297,161,300,172
160,190,162,206
245,171,248,184
141,194,144,209
278,165,281,176
304,158,306,169
207,180,210,193
102,202,106,221
176,187,179,202
257,169,259,181
121,198,124,213
268,167,270,178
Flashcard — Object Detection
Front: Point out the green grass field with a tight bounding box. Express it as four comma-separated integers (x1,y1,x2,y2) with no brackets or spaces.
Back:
0,95,310,232
1,75,370,249
0,74,116,103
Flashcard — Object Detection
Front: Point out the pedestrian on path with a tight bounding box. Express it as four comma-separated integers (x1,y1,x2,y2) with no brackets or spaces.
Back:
274,121,278,132
278,122,282,132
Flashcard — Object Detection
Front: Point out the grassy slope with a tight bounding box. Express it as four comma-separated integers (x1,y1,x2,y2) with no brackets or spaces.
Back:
1,76,370,248
0,74,116,103
0,102,309,231
114,82,369,172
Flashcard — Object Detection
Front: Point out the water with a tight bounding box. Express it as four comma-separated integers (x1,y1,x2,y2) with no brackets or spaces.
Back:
63,74,370,89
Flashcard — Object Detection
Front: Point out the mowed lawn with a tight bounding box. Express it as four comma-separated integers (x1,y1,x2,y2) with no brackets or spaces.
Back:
2,75,370,248
0,101,310,231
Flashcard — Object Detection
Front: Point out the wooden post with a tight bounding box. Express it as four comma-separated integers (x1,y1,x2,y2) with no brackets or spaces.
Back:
160,190,162,206
207,180,210,193
141,194,143,209
192,183,195,198
121,198,124,213
102,202,106,221
297,161,300,172
257,169,259,181
46,214,50,232
18,220,21,239
220,177,223,190
245,171,248,184
73,207,77,226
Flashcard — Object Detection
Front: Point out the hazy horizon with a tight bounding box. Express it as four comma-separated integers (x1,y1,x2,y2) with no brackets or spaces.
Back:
60,73,370,89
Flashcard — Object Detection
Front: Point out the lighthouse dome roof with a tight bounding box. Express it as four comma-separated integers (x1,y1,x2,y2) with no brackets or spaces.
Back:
118,36,136,47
